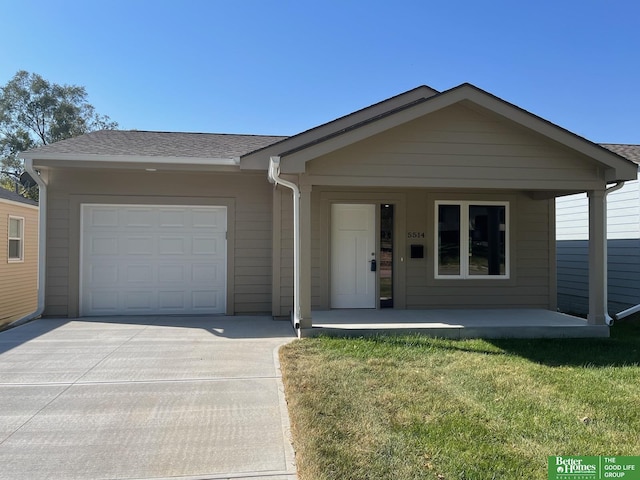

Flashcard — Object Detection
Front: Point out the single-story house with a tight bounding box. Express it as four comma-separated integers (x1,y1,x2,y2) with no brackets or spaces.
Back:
557,144,640,317
20,83,638,336
0,187,38,326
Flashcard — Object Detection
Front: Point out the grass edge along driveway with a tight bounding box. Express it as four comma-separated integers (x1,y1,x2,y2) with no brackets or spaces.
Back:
280,316,640,480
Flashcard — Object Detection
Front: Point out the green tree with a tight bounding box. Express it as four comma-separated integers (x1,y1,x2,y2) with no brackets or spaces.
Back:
0,70,118,199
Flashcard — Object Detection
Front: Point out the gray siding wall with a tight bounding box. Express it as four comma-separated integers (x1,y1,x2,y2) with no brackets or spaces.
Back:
556,179,640,314
44,169,272,317
557,239,640,315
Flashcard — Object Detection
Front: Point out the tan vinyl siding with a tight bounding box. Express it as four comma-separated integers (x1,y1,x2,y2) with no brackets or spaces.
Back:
419,192,552,309
43,169,272,317
235,196,273,313
0,201,38,325
277,188,294,316
45,197,70,316
308,187,553,312
306,104,605,190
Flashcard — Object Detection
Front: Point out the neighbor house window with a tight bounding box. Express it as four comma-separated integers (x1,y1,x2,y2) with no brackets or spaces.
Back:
8,216,24,262
436,202,508,279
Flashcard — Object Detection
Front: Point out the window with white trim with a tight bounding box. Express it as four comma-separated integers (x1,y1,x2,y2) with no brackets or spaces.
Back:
435,201,509,279
8,216,24,262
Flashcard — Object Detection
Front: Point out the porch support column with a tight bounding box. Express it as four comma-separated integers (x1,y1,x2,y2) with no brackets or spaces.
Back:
298,184,313,331
587,189,609,325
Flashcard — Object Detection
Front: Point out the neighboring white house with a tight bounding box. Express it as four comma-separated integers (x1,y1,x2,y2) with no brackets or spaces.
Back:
556,144,640,316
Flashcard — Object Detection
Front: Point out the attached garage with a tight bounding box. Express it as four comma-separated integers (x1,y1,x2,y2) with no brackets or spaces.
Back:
80,204,227,316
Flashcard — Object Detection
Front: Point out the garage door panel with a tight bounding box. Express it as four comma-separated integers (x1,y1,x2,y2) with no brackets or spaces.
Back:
125,265,154,283
89,264,118,284
158,291,186,310
90,237,119,255
125,208,155,227
158,209,187,227
192,290,220,310
158,237,186,255
91,208,119,227
124,291,155,310
158,265,186,282
192,236,223,255
89,291,118,312
126,237,154,255
192,209,224,228
82,205,227,316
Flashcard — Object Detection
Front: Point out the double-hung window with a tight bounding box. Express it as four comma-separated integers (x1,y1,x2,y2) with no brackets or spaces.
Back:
436,201,509,279
8,216,24,262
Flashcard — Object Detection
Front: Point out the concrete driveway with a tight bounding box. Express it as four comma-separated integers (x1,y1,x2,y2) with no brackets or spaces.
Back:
0,316,297,480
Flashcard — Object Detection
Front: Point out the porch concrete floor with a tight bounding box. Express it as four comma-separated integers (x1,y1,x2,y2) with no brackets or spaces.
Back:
307,309,609,338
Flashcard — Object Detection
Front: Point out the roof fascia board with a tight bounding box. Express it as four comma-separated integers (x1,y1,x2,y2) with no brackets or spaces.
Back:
32,159,241,173
240,85,439,170
22,152,239,166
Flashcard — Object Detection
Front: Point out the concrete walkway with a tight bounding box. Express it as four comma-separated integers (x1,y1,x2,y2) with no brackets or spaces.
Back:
0,316,298,480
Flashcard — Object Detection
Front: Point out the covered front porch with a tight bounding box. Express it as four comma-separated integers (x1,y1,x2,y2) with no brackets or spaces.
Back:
248,84,639,339
306,308,608,338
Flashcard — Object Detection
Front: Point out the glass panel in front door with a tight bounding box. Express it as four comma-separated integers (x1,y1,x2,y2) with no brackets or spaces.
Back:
380,204,393,308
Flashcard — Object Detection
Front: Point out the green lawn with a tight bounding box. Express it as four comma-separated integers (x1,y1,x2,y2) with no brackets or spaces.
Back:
279,316,640,480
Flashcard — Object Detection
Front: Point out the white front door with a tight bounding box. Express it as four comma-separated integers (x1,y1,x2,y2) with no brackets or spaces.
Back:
331,203,376,308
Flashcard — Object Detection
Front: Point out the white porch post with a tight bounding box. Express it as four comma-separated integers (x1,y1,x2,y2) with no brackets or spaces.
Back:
298,184,313,330
587,189,609,325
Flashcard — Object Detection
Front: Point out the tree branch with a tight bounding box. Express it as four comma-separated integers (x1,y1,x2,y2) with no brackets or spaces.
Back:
0,170,21,179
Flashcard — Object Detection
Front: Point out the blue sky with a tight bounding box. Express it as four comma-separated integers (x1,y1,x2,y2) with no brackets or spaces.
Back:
1,0,638,142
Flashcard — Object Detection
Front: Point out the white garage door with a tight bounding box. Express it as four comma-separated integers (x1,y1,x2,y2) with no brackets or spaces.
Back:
81,205,227,316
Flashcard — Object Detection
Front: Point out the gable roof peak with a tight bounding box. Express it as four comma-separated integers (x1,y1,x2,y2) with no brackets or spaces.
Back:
240,84,440,165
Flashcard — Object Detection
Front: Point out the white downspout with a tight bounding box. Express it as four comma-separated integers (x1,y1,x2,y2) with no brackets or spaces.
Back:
268,156,301,329
8,159,47,328
603,181,625,326
614,303,640,321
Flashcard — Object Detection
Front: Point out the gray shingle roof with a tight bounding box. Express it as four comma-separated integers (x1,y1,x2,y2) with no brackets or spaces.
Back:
23,130,287,159
0,187,38,206
21,129,640,170
600,144,640,165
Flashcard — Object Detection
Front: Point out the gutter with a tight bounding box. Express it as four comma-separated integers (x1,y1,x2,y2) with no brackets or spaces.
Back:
603,181,625,326
267,156,302,330
8,159,47,328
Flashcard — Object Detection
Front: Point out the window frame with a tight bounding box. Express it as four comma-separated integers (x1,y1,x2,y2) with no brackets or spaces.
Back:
8,215,25,263
434,201,510,280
